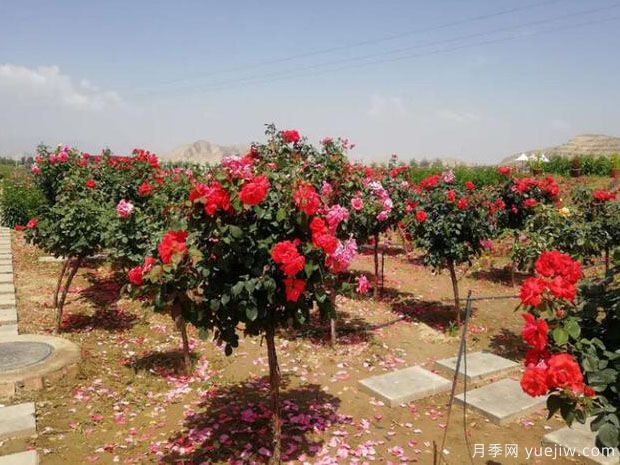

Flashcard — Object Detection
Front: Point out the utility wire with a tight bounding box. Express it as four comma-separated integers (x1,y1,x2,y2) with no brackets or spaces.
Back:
135,11,620,99
125,0,563,92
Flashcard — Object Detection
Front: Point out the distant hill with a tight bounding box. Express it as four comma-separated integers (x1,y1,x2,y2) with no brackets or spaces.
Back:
501,134,620,165
162,140,248,164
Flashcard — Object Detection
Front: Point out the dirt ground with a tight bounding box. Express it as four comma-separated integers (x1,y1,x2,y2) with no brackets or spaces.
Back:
1,229,607,465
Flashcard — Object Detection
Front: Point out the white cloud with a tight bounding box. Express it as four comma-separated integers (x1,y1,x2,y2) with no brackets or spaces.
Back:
435,108,480,124
366,94,408,118
0,64,123,111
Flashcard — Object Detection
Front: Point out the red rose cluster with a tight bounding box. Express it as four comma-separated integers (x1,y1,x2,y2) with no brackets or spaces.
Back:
310,217,338,254
158,230,189,264
190,181,231,215
280,129,301,144
520,312,593,398
592,189,617,202
271,240,306,302
419,174,440,190
519,251,582,307
513,176,559,198
127,257,156,286
293,182,320,216
239,175,270,206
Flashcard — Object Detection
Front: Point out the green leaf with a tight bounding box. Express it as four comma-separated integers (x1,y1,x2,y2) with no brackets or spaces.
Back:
597,423,619,448
564,319,581,340
246,307,258,321
553,327,569,346
229,225,243,238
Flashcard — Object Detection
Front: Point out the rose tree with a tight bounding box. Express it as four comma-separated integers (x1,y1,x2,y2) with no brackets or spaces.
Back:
133,128,357,463
403,174,497,324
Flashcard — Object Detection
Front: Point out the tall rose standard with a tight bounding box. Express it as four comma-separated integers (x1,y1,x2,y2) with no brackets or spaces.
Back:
404,176,496,325
138,129,355,464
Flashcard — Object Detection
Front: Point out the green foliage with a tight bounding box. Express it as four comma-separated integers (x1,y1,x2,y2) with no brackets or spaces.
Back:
0,172,45,228
544,155,615,176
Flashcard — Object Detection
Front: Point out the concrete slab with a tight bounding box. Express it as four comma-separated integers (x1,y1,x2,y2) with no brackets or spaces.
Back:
0,266,12,274
0,274,13,284
359,366,451,407
0,261,12,267
0,295,16,309
543,419,619,465
37,256,65,263
0,308,17,325
0,451,38,465
435,351,519,382
0,325,17,336
0,283,15,295
455,378,547,425
0,402,36,440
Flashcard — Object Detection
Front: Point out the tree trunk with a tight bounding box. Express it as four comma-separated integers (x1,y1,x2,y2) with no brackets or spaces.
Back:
265,325,282,465
604,247,610,274
53,258,69,309
381,246,385,292
327,285,337,347
448,259,461,326
55,256,83,333
172,303,192,375
373,234,379,297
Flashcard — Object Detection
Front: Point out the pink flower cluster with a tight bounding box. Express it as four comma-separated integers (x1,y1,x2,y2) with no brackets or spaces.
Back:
116,199,134,218
325,238,358,273
368,181,393,221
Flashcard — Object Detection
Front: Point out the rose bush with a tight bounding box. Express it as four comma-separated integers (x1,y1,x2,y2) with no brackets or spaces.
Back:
519,250,620,452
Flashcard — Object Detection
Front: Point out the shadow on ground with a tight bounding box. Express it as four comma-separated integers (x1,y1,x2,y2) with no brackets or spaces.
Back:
160,376,347,464
127,349,199,376
281,310,373,346
489,328,526,361
61,307,138,333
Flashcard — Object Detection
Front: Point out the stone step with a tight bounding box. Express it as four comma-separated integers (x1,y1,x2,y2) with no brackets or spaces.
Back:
0,266,12,275
435,351,519,382
0,274,13,285
0,284,15,295
455,378,547,425
0,295,16,309
543,419,619,465
0,308,17,326
0,402,36,440
0,325,18,336
0,451,38,465
359,366,451,407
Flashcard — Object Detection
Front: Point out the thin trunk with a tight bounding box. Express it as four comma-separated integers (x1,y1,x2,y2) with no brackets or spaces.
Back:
604,248,610,274
448,259,461,326
266,325,282,465
53,258,69,309
373,234,379,297
171,301,192,375
55,256,83,333
381,247,385,292
328,285,337,347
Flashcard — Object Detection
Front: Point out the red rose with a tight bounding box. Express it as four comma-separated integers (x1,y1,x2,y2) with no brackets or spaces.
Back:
521,366,549,397
584,386,596,397
546,353,583,390
27,218,37,229
190,181,231,215
284,278,306,302
158,230,189,264
281,130,301,144
593,190,616,202
271,240,305,277
465,181,475,190
143,256,156,273
85,179,97,189
521,313,548,351
446,190,456,202
497,166,511,176
524,348,550,368
138,181,153,196
416,210,428,222
540,176,559,197
14,225,24,231
293,183,320,216
457,197,468,210
127,266,144,286
520,277,546,307
523,198,537,208
547,276,576,302
420,175,440,190
239,175,270,206
534,251,582,284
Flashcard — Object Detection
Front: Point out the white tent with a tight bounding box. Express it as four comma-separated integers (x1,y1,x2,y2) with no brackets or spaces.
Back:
516,153,529,162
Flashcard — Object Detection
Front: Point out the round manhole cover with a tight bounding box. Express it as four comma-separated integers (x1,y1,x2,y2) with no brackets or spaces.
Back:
0,341,54,371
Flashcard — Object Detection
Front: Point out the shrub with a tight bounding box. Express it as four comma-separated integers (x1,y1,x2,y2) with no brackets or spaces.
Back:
0,171,45,228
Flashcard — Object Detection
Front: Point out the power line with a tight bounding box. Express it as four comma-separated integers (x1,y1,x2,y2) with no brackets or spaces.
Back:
133,4,620,99
125,0,563,92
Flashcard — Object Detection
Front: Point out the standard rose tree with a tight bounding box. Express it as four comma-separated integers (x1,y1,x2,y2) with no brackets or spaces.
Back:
132,128,357,464
403,173,497,325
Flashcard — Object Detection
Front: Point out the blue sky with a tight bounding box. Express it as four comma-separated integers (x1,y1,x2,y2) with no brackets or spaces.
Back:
1,0,619,162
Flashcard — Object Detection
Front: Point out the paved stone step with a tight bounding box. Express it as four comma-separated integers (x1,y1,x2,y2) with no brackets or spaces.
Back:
0,283,15,295
435,351,519,382
0,274,13,285
0,325,18,336
0,266,13,275
359,366,451,407
0,402,36,440
0,295,16,310
0,308,17,326
0,451,38,465
543,419,619,465
455,378,547,425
